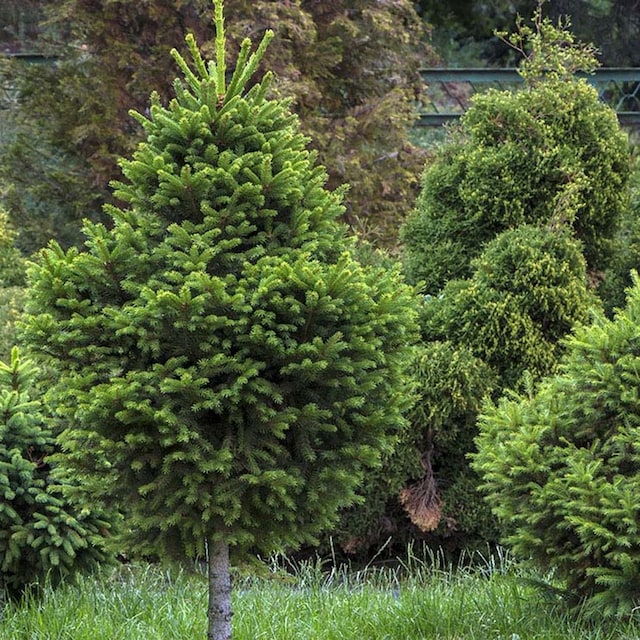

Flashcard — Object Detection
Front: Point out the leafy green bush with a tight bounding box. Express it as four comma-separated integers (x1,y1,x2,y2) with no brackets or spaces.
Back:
424,225,598,389
392,10,630,554
0,287,26,363
473,274,640,616
402,14,629,291
0,208,25,288
0,348,110,602
328,339,498,555
598,155,640,315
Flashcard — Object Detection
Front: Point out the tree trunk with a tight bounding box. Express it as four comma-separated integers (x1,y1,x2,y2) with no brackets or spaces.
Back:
207,538,232,640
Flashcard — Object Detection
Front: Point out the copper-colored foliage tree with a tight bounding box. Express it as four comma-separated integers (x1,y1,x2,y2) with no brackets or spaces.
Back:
3,0,434,251
220,0,436,248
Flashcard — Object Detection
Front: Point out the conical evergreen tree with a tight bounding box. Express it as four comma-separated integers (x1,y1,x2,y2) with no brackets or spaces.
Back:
473,273,640,616
23,2,419,637
0,348,109,603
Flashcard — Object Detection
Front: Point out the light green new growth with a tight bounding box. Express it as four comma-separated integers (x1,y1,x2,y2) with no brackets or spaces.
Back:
496,0,600,83
214,0,226,95
169,0,274,110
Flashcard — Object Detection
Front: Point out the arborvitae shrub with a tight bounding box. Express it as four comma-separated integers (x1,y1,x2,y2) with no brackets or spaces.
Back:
423,225,597,389
395,226,593,548
405,341,497,545
390,12,629,553
0,348,110,602
473,274,640,616
402,45,629,292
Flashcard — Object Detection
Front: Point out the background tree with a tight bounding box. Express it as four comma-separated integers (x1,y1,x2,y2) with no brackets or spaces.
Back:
386,10,630,553
22,3,419,636
0,208,27,360
417,0,640,66
0,0,434,253
473,273,640,617
0,1,40,53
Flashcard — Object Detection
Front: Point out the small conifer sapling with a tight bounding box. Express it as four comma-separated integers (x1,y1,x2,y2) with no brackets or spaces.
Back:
0,348,109,604
23,2,419,638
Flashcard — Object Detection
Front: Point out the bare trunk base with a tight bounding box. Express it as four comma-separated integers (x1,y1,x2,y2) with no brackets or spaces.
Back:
207,538,232,640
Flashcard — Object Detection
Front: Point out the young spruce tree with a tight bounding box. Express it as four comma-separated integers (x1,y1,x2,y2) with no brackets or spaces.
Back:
473,274,640,616
0,348,109,603
22,2,418,637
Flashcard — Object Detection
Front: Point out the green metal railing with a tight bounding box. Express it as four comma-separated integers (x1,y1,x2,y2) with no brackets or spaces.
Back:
417,68,640,126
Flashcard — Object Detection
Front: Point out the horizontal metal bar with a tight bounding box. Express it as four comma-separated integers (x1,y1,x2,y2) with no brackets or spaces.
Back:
415,111,640,127
0,52,56,64
420,68,522,83
617,112,640,125
414,114,462,126
579,68,640,82
420,67,640,83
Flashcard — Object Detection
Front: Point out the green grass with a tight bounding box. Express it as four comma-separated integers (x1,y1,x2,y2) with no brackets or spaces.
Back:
1,550,640,639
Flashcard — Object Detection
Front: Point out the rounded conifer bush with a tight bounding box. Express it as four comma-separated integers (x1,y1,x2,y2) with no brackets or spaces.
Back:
474,274,640,616
423,224,597,389
402,15,629,292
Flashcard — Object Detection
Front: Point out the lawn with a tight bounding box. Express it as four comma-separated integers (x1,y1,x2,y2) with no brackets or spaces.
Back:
1,549,639,639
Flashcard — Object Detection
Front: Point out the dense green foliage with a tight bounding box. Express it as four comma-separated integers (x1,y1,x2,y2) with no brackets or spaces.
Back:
0,208,27,362
390,11,631,553
414,226,595,547
0,55,111,253
1,0,637,589
402,68,629,291
423,226,597,389
0,209,26,289
417,0,640,67
332,225,598,555
0,348,110,602
22,3,418,570
401,342,497,546
473,275,640,616
599,157,640,316
0,0,433,252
